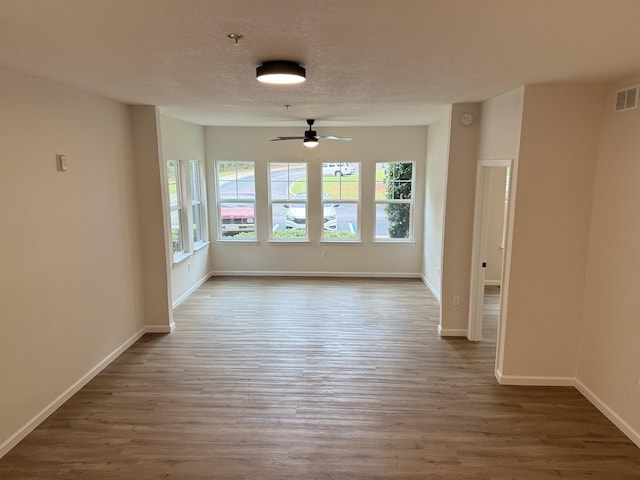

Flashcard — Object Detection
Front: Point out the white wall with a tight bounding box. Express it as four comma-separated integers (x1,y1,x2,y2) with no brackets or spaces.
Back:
422,110,452,299
205,126,427,276
440,103,481,335
577,77,640,444
0,68,146,454
159,115,209,306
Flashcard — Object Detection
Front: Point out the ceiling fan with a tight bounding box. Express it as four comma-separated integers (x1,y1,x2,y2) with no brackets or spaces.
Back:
270,119,352,148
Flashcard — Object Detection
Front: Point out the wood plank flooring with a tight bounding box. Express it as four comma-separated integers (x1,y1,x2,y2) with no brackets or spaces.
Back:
1,277,639,479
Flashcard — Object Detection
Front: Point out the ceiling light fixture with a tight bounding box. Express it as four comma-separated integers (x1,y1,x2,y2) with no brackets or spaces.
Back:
256,61,306,84
303,137,319,148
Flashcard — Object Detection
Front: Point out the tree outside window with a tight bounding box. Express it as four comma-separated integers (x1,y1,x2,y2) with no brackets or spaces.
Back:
375,162,414,240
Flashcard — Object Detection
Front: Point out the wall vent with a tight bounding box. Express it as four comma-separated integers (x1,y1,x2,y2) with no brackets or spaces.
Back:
614,84,638,112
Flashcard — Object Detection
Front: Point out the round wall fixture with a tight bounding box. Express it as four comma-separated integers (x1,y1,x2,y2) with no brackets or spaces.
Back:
461,112,474,126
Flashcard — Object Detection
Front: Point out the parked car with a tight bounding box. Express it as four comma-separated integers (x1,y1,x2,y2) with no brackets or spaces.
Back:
284,193,338,231
219,192,255,236
322,162,355,176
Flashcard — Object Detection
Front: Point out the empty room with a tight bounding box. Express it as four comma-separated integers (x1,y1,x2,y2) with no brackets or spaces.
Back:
1,1,639,478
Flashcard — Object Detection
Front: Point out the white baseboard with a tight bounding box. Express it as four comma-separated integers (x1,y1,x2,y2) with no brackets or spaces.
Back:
437,325,468,337
144,323,174,334
575,379,640,449
209,270,421,278
495,371,575,386
172,272,212,309
421,275,441,301
0,326,156,459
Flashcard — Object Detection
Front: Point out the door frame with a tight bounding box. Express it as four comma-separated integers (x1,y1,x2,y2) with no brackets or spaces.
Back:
468,159,512,342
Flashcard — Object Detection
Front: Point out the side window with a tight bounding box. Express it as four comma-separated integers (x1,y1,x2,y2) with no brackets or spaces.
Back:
322,162,359,240
374,162,414,241
167,160,185,258
189,160,207,246
269,162,308,241
216,161,256,240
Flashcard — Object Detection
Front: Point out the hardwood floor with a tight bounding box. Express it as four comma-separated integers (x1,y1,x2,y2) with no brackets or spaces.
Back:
1,278,639,479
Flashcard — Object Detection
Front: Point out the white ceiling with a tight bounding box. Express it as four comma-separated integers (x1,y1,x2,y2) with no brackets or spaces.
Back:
1,0,639,127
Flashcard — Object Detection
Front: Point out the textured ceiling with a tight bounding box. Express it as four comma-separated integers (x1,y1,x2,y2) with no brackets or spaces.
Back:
1,0,640,126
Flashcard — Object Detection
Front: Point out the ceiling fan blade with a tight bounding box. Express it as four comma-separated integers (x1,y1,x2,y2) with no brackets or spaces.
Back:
320,135,353,141
271,136,305,141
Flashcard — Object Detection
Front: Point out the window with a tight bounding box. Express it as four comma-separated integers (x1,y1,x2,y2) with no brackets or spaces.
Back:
167,160,184,256
190,161,205,246
216,161,256,240
375,162,414,241
322,162,359,240
269,162,307,240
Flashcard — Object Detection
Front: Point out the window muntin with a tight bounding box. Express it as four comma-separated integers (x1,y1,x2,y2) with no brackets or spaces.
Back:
269,162,307,240
374,162,414,241
167,160,184,256
322,162,359,240
216,161,256,240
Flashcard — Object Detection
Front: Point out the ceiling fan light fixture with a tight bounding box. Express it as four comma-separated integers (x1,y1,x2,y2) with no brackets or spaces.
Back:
256,61,306,84
303,137,319,148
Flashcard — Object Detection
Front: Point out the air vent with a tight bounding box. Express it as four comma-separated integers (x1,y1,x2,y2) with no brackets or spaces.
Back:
614,84,638,112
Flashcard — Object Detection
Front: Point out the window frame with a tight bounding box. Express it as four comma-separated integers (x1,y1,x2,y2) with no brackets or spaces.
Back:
215,161,257,242
374,161,416,242
167,160,187,261
321,161,361,242
269,161,308,242
189,160,208,249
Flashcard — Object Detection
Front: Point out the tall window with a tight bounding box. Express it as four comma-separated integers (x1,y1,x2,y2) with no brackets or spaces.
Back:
190,160,205,245
216,161,256,240
269,162,307,241
167,161,184,256
322,162,360,240
375,162,414,241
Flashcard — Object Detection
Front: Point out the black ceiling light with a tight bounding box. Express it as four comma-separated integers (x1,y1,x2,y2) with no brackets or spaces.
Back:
256,61,306,84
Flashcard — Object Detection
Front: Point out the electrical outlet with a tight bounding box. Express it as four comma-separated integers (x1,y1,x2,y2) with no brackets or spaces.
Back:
453,296,460,306
321,249,327,258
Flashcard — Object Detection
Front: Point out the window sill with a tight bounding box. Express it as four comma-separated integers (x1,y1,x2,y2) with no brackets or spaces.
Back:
268,239,310,244
194,241,210,252
173,251,192,265
372,239,416,245
320,239,362,244
216,238,259,245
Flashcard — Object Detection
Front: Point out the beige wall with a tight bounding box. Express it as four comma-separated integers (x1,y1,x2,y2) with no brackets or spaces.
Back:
477,87,524,368
577,77,640,441
204,126,427,276
130,106,173,330
159,115,209,306
0,69,146,453
422,111,452,299
501,84,604,380
440,103,481,334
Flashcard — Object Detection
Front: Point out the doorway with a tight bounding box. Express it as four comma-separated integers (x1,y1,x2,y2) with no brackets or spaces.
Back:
468,160,512,354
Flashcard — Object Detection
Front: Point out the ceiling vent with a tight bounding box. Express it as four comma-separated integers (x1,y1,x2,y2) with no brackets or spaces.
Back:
614,84,638,113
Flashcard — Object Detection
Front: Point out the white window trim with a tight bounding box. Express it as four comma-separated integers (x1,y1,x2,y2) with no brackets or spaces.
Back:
321,161,361,242
168,160,186,262
215,161,257,242
269,162,308,243
190,160,209,249
374,161,415,243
